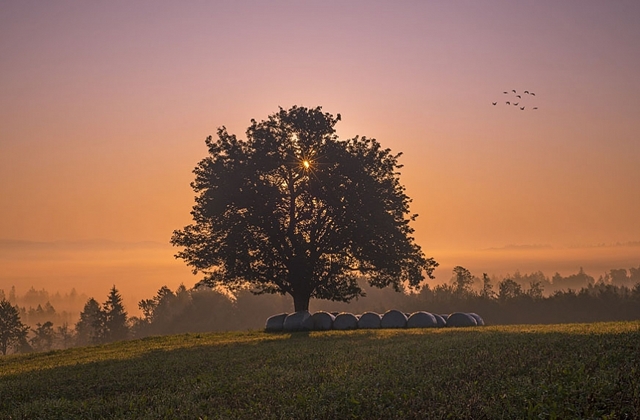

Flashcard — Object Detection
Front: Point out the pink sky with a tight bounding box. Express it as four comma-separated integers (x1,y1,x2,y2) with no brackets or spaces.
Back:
1,1,639,305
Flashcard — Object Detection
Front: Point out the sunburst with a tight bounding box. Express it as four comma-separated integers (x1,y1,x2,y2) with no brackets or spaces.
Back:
298,153,323,182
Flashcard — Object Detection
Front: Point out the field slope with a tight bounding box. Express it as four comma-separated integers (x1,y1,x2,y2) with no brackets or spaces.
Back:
1,322,640,419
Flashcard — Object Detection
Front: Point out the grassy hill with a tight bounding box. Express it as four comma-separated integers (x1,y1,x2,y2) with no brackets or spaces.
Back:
2,322,639,419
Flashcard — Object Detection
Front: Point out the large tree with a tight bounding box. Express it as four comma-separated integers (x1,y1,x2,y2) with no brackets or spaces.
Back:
172,106,437,311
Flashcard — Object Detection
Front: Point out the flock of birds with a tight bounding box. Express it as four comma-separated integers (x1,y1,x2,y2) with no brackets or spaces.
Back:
492,89,538,110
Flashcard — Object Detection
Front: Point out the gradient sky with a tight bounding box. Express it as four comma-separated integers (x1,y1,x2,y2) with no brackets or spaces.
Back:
1,1,639,304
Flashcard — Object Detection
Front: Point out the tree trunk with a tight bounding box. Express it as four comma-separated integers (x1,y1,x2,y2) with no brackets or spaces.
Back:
292,292,311,312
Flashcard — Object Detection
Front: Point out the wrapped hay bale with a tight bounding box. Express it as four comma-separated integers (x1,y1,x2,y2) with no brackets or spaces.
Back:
283,311,314,332
468,313,485,326
357,312,381,329
446,312,478,327
333,312,358,330
380,309,407,329
265,313,288,332
433,314,447,328
407,311,438,328
311,311,335,330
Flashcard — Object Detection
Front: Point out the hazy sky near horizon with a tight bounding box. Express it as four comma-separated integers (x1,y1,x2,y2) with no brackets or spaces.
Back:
1,1,639,300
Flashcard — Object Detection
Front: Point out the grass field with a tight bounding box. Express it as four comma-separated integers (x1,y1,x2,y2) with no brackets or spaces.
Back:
1,322,640,419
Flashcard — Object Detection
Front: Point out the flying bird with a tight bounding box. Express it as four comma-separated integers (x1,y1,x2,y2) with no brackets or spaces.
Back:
512,90,516,93
492,102,497,105
533,107,538,110
506,101,511,105
503,91,508,94
513,102,519,106
516,95,521,98
520,107,525,110
530,92,536,96
524,90,530,94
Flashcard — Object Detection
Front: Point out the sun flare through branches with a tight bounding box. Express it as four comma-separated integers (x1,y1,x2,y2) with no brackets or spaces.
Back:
171,105,437,312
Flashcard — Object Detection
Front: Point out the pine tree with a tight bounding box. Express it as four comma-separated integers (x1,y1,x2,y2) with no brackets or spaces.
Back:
0,298,30,355
75,298,104,346
103,286,129,342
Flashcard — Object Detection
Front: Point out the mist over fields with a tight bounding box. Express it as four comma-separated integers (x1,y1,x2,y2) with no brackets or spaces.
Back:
2,238,638,322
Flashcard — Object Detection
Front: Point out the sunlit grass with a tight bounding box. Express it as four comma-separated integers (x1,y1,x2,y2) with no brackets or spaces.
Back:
2,322,639,419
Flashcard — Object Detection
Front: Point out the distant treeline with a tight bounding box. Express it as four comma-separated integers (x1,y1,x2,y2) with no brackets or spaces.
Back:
0,286,86,327
1,264,639,355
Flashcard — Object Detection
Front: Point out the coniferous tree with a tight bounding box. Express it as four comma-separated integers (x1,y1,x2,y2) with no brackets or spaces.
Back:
0,298,29,355
75,298,104,346
30,321,55,352
102,286,129,342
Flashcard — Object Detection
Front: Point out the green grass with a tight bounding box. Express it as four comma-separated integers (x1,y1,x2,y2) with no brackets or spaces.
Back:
2,322,640,419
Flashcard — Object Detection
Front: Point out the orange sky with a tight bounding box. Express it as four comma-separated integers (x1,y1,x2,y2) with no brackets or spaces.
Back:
1,2,639,307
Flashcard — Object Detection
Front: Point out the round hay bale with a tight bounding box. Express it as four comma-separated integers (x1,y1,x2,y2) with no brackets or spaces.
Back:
407,311,438,328
283,311,314,332
357,312,381,329
265,313,288,332
433,314,447,328
380,309,407,329
333,312,358,330
311,311,335,330
468,313,485,326
446,312,478,327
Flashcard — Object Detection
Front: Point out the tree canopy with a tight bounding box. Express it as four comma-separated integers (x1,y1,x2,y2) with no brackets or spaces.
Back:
172,106,437,311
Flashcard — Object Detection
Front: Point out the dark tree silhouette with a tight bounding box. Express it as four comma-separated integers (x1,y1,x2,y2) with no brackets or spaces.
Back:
30,321,55,352
0,299,29,355
498,278,523,301
452,266,474,295
75,298,103,346
609,268,630,287
102,286,129,342
480,273,495,299
172,106,437,311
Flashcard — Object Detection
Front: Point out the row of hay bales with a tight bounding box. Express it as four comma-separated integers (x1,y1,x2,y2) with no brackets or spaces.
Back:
265,309,484,332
